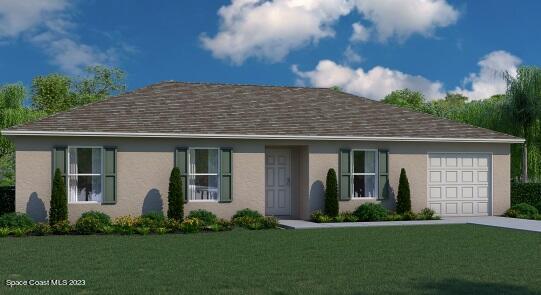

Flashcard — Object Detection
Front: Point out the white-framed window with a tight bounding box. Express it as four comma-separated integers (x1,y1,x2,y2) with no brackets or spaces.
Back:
352,150,378,198
67,147,103,203
188,148,219,202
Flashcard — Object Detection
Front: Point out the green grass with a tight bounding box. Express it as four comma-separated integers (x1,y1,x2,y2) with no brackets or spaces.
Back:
0,224,540,294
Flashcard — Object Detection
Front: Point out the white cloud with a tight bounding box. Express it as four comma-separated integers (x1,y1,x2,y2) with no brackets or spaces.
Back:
454,50,521,100
343,46,362,64
353,0,459,41
350,22,369,42
0,0,127,75
0,0,67,38
292,60,445,99
202,0,459,64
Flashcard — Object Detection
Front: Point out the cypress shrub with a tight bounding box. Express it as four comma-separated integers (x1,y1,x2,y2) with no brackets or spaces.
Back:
396,168,411,214
324,168,339,217
167,167,184,220
49,168,68,225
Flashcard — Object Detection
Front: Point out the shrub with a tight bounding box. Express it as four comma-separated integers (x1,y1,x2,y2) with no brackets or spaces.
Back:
262,216,279,229
135,227,151,235
139,212,166,229
0,212,35,229
507,203,539,219
101,225,115,234
188,209,217,226
511,182,541,206
180,218,202,233
11,227,29,237
354,203,388,221
52,220,72,235
80,211,111,226
49,168,68,225
75,215,103,234
217,219,233,231
504,208,518,218
536,200,541,213
334,214,346,222
155,227,168,235
342,212,359,222
165,218,182,232
232,208,262,220
113,215,139,235
417,208,436,220
141,211,165,222
33,223,52,236
310,210,333,223
0,186,15,215
401,211,417,221
396,168,411,214
386,213,403,221
0,227,9,237
167,167,184,221
324,168,339,217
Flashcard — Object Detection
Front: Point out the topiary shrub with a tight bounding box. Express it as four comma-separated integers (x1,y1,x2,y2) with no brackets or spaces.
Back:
0,212,35,229
75,215,103,234
188,209,217,226
167,167,184,221
396,168,411,214
80,211,111,226
324,168,339,217
49,168,68,225
232,208,262,220
354,203,388,221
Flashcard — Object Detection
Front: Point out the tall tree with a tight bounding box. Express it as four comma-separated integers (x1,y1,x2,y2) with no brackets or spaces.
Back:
383,89,426,110
49,168,68,225
505,66,541,182
324,168,338,217
396,168,411,214
167,167,184,220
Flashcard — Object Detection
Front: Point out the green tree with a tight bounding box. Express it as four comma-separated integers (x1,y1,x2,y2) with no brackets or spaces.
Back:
504,66,541,182
383,89,426,110
31,74,74,114
396,168,411,214
167,167,184,220
324,168,338,217
49,168,68,225
74,65,126,105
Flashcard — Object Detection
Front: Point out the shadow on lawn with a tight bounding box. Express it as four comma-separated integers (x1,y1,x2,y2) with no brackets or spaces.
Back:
415,278,536,295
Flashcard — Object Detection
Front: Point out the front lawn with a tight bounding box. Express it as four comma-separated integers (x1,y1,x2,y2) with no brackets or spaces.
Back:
1,224,540,294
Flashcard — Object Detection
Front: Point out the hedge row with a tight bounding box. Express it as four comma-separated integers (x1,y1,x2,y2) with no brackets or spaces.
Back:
0,186,15,216
511,182,541,206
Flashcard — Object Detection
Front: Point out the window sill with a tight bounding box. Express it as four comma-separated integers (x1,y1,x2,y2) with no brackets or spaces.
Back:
68,201,101,205
351,197,378,200
188,200,219,203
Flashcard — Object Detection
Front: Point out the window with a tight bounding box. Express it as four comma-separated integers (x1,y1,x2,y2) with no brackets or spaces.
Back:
352,150,377,198
188,148,219,201
68,147,103,203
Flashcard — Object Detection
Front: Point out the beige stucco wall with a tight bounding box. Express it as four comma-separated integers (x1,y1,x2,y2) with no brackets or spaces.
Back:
12,136,511,221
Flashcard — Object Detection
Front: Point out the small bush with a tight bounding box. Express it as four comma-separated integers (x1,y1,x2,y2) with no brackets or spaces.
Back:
165,218,182,232
401,211,417,221
11,227,29,237
217,219,233,231
33,223,52,236
135,227,151,235
504,208,518,218
0,227,10,237
0,212,35,229
535,200,541,213
139,212,166,229
310,210,333,223
342,212,359,222
334,214,346,222
141,211,165,222
324,168,339,217
101,225,115,234
511,203,539,218
52,220,72,235
113,215,139,235
207,223,222,232
386,213,403,221
354,203,388,221
417,208,436,220
180,218,202,233
533,214,541,221
80,211,111,226
155,227,168,235
232,208,263,220
262,216,279,229
511,182,541,206
75,215,103,234
188,209,217,226
396,168,411,214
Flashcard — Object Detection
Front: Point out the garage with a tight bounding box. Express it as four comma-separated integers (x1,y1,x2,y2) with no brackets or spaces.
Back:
428,153,492,216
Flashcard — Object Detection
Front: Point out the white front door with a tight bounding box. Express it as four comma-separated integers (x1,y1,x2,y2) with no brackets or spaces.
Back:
428,153,492,216
265,149,291,216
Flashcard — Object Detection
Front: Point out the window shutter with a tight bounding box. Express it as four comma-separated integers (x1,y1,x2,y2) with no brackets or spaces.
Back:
175,147,188,201
102,147,117,204
52,146,67,183
219,148,233,203
378,150,389,200
339,149,351,201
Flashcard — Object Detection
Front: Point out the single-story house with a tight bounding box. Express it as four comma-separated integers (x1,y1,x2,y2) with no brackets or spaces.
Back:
2,82,524,222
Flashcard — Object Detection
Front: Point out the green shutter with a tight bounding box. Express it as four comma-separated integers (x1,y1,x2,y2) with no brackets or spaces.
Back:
378,150,389,200
175,147,188,201
219,148,233,203
102,147,117,204
52,146,67,184
339,149,351,201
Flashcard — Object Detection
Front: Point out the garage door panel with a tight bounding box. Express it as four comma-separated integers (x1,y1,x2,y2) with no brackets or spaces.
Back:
428,153,491,216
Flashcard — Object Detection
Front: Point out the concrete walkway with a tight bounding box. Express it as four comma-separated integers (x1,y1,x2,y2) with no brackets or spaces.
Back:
279,216,541,233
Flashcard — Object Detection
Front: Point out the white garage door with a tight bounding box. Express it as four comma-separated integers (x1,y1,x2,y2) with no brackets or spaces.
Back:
428,153,491,216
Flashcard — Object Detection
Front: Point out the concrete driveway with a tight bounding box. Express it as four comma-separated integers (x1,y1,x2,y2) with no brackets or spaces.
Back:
279,216,541,233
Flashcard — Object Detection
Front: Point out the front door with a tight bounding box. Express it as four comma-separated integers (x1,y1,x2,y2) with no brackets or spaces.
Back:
265,149,291,216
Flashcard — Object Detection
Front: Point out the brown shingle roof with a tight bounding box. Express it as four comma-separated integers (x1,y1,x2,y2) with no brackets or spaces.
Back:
4,81,522,142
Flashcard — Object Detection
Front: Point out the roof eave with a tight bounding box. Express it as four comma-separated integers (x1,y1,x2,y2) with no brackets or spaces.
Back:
0,130,526,144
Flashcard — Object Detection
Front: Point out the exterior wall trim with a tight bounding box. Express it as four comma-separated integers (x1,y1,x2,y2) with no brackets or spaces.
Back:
1,130,525,144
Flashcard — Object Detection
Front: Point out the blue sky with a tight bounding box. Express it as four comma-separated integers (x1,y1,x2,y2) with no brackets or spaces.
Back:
0,0,540,100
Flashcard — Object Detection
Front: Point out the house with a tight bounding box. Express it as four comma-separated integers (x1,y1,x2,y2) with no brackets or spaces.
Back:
2,82,524,222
